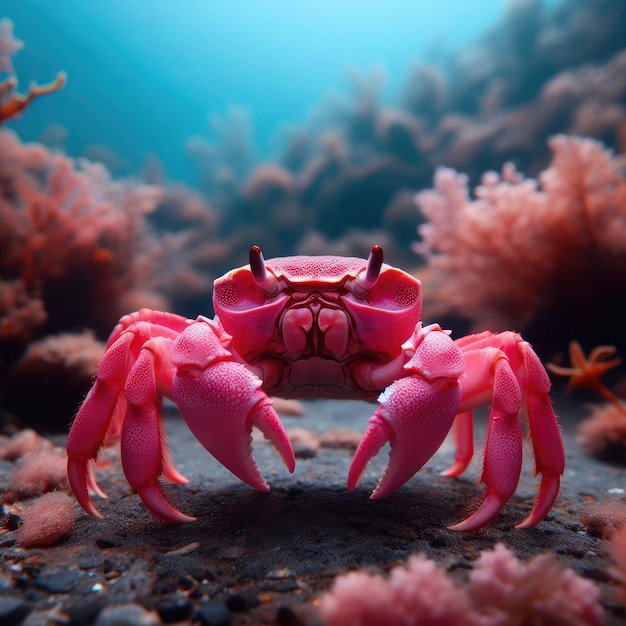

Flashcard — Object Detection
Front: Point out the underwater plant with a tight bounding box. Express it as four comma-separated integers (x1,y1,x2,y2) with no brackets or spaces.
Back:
0,18,66,125
319,543,604,626
414,134,626,356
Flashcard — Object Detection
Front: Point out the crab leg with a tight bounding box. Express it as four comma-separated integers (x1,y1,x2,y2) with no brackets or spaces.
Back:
348,323,464,498
170,318,295,492
120,344,194,523
516,342,564,528
67,317,185,518
448,350,523,531
448,335,564,531
440,411,474,477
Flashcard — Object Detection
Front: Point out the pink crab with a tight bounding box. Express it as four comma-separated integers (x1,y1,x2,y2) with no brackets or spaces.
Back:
67,246,564,531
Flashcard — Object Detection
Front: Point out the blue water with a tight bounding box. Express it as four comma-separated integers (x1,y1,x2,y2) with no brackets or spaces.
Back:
6,0,510,181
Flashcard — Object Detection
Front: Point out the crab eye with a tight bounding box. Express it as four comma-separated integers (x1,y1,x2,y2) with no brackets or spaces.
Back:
249,245,278,294
355,245,384,291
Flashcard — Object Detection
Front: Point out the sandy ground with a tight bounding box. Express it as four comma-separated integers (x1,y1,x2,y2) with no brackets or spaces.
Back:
1,395,626,625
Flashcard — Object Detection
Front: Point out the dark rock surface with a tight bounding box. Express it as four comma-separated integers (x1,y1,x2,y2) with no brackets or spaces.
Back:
1,396,626,624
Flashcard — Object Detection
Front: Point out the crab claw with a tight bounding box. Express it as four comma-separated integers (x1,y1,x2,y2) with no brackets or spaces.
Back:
171,320,295,491
349,323,464,499
348,375,461,498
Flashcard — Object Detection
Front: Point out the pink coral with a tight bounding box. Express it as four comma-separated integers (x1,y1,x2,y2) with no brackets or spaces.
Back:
608,526,626,607
320,555,474,626
415,135,626,335
5,449,69,501
581,498,626,539
0,129,163,339
576,403,626,463
16,492,76,548
470,544,604,626
0,428,52,461
4,331,106,425
319,545,604,626
0,18,23,74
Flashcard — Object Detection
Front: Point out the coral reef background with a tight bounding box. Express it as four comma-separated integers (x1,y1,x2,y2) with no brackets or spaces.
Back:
2,1,626,624
2,0,626,426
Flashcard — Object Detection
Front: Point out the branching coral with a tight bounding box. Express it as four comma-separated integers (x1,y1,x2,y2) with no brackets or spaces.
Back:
0,18,66,125
0,129,163,339
320,555,474,626
414,135,626,353
0,17,23,74
319,544,604,626
0,71,66,125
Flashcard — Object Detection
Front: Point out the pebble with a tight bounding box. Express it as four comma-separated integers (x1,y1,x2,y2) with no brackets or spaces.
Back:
63,597,104,626
224,594,248,613
276,605,302,626
95,603,161,626
155,595,194,624
0,597,33,625
198,601,231,626
35,570,83,594
77,548,104,570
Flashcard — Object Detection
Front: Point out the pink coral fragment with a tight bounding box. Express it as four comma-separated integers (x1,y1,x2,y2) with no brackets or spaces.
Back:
16,492,77,548
0,428,52,461
470,544,604,626
608,526,626,607
319,545,604,626
6,449,69,500
320,555,474,626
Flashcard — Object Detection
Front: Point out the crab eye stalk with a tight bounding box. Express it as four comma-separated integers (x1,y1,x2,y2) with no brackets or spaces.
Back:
249,245,278,294
356,245,384,291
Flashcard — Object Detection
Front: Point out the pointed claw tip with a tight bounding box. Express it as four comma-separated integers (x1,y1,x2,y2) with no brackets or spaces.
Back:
447,520,478,533
440,461,466,478
448,493,505,532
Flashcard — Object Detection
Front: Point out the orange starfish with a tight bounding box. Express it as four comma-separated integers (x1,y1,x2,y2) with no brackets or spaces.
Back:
547,341,625,414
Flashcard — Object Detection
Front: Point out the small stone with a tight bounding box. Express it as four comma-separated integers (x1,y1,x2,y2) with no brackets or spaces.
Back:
63,597,104,626
77,548,104,570
155,595,194,623
224,594,248,612
35,570,83,593
95,536,122,548
346,516,370,529
427,532,449,548
0,597,33,625
95,603,161,626
276,605,303,626
198,601,231,626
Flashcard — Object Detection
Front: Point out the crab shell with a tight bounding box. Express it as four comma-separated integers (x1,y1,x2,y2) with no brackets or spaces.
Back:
213,253,423,400
66,246,565,531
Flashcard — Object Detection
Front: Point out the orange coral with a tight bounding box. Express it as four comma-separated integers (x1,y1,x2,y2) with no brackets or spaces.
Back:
0,71,66,125
0,18,66,125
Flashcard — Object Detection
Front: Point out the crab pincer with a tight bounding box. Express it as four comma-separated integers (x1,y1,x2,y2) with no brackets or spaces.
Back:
68,247,564,530
170,318,295,495
348,323,464,501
